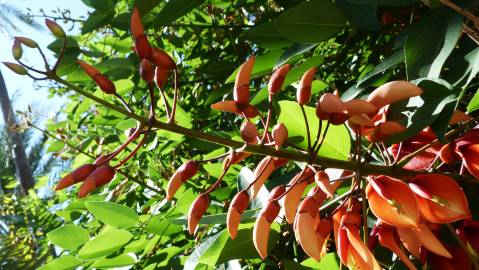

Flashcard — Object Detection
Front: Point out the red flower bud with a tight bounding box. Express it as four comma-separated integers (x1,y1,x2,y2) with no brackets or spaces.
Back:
227,190,250,239
155,67,169,88
240,121,258,144
297,67,316,105
188,193,209,235
134,34,153,59
166,161,199,200
77,60,116,94
271,123,288,150
140,59,155,82
78,165,116,197
150,48,176,70
55,164,96,190
45,19,65,38
234,57,255,106
130,7,144,39
268,64,291,95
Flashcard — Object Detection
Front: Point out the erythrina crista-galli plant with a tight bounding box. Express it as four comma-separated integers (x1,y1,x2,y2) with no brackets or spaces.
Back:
5,1,479,269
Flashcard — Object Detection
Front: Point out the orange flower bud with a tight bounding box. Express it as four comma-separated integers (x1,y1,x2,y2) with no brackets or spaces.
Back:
140,59,155,82
316,93,348,123
78,165,116,197
55,164,96,190
150,48,176,70
271,123,288,150
343,99,377,116
240,121,258,144
268,64,291,95
368,81,423,108
211,100,259,118
377,226,417,270
166,160,199,200
15,37,37,48
253,200,280,259
314,171,335,198
188,193,209,235
45,19,65,38
130,7,144,39
297,67,316,105
234,57,255,106
269,185,286,200
12,40,22,60
283,168,315,224
227,190,250,239
251,157,275,198
77,60,116,94
3,62,28,75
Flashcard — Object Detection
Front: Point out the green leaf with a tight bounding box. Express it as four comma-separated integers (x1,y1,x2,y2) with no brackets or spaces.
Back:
145,215,183,235
155,0,204,26
198,223,281,266
47,37,80,56
242,22,294,50
386,79,457,144
82,10,115,34
133,0,161,16
467,88,479,113
274,0,347,44
38,255,84,270
91,254,136,268
77,229,133,260
301,253,340,269
447,47,479,88
275,43,318,68
357,50,404,87
85,201,139,228
47,140,65,153
336,0,381,31
405,8,462,80
82,0,113,10
46,225,90,250
277,101,351,160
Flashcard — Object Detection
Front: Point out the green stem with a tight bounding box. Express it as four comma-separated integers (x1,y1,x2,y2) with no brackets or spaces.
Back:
52,75,423,179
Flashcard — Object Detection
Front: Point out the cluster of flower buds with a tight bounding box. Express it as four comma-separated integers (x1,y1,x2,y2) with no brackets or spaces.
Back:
55,157,116,198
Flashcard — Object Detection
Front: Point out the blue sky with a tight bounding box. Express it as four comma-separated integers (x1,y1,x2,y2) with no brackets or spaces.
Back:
0,0,91,125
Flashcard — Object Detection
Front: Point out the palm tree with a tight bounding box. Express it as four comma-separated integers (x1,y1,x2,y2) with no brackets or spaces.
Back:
0,3,41,193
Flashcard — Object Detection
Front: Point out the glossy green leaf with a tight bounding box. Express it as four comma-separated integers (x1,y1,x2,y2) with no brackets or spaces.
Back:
225,49,285,84
91,254,136,268
46,225,90,250
155,0,204,26
77,229,133,260
448,47,479,88
85,201,139,228
405,8,462,80
38,255,84,270
357,50,404,87
198,223,281,266
145,215,183,235
82,10,115,34
242,22,294,50
277,101,351,160
170,209,259,225
301,253,340,269
274,0,347,44
468,88,479,113
275,43,318,68
336,0,381,31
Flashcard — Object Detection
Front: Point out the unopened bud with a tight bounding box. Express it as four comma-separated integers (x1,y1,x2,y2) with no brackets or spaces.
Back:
150,48,176,70
45,19,65,38
240,121,258,144
140,59,155,82
234,57,255,105
272,123,288,150
297,67,316,105
15,37,37,48
188,193,209,235
12,40,22,60
166,160,199,200
130,7,144,39
2,62,27,75
78,165,116,197
155,67,169,88
268,64,291,95
134,34,153,59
